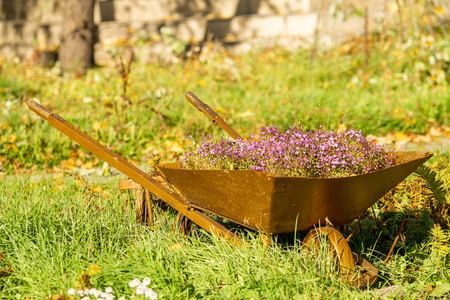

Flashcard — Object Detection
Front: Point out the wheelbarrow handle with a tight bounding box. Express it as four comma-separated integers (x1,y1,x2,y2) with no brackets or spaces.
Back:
27,100,242,245
185,91,242,140
28,100,52,120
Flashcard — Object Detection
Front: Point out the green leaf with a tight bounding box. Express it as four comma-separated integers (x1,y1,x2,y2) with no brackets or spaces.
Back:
430,281,450,297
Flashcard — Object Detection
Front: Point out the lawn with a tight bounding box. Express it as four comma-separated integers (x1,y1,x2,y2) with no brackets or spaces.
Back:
1,12,450,299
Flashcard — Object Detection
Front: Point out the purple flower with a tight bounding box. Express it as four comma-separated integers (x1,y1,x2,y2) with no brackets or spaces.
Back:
181,125,395,178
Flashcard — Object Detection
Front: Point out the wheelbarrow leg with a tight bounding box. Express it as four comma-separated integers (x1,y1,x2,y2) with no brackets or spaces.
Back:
303,227,378,287
119,179,154,226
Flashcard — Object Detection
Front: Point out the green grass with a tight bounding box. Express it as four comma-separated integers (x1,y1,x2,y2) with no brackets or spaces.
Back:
0,168,449,299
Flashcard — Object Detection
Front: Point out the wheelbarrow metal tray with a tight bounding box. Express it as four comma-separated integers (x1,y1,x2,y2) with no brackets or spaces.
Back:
156,151,432,234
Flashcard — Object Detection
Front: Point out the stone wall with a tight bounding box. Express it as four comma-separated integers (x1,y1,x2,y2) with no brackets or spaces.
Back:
0,0,448,63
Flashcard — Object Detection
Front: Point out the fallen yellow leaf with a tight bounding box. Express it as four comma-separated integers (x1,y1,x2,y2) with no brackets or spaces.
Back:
429,126,441,137
435,6,446,15
92,186,103,193
394,132,409,143
168,243,183,251
8,134,16,143
82,161,94,169
88,264,101,275
165,141,184,153
6,144,18,152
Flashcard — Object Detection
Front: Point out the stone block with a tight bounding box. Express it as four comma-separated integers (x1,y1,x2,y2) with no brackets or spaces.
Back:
286,14,317,36
207,18,233,39
35,0,64,23
256,0,311,15
97,0,115,22
36,23,63,48
97,22,133,44
319,15,365,37
109,0,169,22
168,18,207,42
0,21,36,44
229,15,285,39
224,14,317,40
208,0,240,18
97,21,163,45
168,0,210,18
0,43,34,60
0,0,64,23
0,0,35,21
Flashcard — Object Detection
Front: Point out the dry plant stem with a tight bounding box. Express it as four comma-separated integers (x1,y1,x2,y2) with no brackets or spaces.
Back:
384,217,406,265
396,0,404,44
382,0,388,43
173,213,192,235
120,52,134,104
145,189,154,228
345,211,369,242
423,1,435,35
364,5,369,68
117,50,134,124
172,213,183,233
260,233,273,246
310,0,324,66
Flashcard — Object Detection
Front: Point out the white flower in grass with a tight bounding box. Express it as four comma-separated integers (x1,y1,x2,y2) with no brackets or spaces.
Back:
105,286,113,294
93,289,102,298
129,278,141,288
105,294,116,300
142,277,151,286
144,288,158,300
81,297,91,300
138,283,148,289
87,288,98,295
67,288,76,296
118,297,126,300
77,290,86,297
136,285,146,295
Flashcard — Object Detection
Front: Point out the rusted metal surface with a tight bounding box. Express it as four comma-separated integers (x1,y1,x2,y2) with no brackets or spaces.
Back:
185,91,242,140
156,151,432,235
27,100,242,246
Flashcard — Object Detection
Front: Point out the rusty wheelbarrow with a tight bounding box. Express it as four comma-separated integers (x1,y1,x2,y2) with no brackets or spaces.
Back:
28,92,432,287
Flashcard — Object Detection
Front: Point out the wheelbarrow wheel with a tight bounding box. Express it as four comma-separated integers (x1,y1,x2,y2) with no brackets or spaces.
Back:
302,227,378,287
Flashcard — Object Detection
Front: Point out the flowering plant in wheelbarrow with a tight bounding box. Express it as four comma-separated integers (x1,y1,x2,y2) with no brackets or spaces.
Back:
181,125,395,178
158,117,430,234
